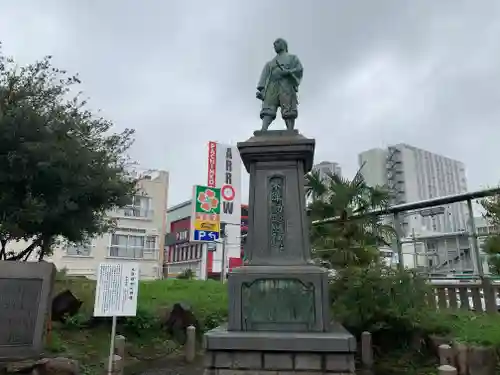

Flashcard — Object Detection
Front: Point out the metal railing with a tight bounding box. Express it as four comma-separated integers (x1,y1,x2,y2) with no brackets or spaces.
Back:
311,187,500,277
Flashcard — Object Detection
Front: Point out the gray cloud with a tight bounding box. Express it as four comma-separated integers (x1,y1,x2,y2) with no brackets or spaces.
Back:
1,0,499,205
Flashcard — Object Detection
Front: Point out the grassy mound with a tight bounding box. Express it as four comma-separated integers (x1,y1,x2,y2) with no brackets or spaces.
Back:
46,277,228,375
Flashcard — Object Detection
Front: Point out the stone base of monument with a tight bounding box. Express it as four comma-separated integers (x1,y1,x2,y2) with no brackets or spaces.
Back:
204,324,356,374
203,130,357,374
227,265,331,332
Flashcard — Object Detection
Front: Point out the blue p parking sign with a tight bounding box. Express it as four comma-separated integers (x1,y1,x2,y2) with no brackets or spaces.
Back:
193,230,220,242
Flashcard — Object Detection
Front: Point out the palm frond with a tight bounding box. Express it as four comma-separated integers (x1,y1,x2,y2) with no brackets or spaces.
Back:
308,163,395,269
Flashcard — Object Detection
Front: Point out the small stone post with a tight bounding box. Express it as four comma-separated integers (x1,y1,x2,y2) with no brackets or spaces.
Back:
439,344,455,366
438,364,457,375
114,335,126,362
185,325,196,363
454,342,468,375
468,346,496,375
111,355,123,375
361,331,373,368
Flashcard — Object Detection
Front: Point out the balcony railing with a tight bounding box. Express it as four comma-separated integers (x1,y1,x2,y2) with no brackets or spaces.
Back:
113,207,154,219
107,246,159,260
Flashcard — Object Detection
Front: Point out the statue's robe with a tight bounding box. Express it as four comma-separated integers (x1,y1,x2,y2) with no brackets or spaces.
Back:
257,53,303,120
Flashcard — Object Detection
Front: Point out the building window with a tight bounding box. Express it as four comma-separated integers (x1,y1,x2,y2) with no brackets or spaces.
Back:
109,234,145,258
145,235,156,250
123,195,153,218
67,243,92,256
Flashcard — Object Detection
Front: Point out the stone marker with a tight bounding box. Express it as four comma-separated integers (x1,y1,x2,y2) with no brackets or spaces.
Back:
204,39,356,375
185,325,196,363
361,331,374,367
0,261,56,361
438,364,458,375
439,344,455,366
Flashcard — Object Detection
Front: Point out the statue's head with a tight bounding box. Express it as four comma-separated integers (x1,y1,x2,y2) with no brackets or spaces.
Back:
273,38,288,54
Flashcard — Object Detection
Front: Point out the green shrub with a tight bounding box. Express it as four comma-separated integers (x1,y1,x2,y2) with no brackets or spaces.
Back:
176,269,195,280
330,264,432,348
123,306,161,335
435,311,500,347
61,312,88,330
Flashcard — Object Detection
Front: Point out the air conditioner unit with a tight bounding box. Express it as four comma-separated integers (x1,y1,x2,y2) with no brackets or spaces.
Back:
147,229,159,235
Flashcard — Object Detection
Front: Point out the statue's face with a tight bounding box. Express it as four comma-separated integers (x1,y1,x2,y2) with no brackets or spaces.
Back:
274,39,285,53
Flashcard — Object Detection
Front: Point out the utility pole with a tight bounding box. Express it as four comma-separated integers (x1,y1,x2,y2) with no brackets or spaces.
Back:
220,223,227,282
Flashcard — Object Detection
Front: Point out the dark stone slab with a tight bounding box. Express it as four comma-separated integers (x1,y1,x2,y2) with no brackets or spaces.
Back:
227,265,330,332
0,261,56,361
237,133,314,266
205,323,356,352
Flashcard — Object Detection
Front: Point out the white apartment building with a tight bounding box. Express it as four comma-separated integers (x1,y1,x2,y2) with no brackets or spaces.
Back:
41,170,169,279
359,144,468,236
313,161,342,180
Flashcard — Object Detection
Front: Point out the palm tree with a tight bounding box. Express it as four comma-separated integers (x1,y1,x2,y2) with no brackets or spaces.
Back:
305,166,395,269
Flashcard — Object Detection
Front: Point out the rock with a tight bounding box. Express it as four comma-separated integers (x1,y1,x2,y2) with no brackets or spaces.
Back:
6,359,40,373
34,357,79,375
438,364,458,375
6,358,79,375
162,303,199,345
51,290,83,323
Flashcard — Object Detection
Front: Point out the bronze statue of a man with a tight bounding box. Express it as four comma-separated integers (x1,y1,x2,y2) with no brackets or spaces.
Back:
256,38,303,131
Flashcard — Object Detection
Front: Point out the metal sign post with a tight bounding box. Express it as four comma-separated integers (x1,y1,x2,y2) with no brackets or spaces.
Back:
93,263,140,375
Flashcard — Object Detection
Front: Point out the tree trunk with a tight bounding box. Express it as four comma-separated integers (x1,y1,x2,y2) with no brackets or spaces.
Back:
38,235,53,261
0,238,7,260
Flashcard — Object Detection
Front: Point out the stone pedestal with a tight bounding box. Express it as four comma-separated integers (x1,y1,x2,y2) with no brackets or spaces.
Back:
204,130,356,374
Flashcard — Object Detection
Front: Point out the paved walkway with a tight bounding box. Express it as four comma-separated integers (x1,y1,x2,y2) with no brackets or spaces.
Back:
137,355,204,375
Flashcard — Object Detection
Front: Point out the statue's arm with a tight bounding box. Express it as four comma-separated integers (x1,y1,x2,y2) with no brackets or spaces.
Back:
257,63,270,91
287,55,303,79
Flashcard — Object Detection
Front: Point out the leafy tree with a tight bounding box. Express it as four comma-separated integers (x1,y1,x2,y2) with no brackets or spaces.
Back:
0,43,137,261
480,194,500,275
306,167,395,268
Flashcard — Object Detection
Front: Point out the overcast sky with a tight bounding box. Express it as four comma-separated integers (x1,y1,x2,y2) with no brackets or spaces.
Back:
1,1,500,206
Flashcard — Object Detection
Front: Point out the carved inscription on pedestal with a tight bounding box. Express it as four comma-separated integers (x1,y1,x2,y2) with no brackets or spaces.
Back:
0,278,42,346
269,176,285,254
241,278,315,331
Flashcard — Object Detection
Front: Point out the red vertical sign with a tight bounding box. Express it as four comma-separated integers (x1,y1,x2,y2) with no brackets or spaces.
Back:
207,142,217,188
206,141,217,274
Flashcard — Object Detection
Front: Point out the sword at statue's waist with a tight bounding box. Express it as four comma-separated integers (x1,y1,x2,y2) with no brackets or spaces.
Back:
275,60,300,89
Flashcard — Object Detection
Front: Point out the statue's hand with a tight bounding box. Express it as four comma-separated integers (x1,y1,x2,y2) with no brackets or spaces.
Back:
276,69,290,77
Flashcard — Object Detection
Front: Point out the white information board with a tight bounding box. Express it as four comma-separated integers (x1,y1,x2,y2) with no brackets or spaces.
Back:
93,262,139,317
